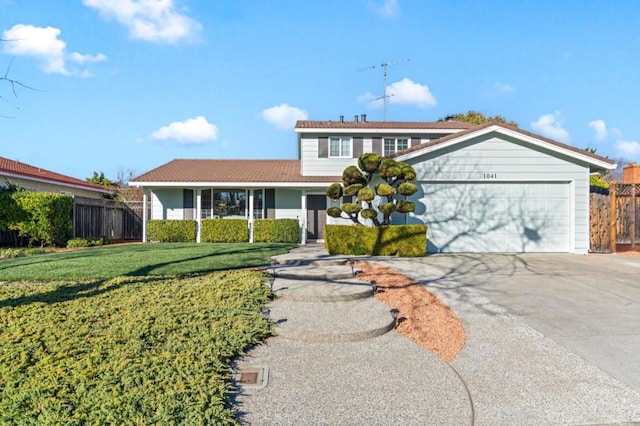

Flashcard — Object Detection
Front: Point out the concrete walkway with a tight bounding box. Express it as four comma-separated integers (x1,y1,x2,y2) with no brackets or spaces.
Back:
233,245,640,425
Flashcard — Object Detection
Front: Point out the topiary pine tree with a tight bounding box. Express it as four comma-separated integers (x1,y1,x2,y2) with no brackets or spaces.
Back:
326,153,418,226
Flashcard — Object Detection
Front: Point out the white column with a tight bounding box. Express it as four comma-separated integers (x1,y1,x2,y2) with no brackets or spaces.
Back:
301,190,307,245
142,189,148,243
248,189,254,243
196,189,202,243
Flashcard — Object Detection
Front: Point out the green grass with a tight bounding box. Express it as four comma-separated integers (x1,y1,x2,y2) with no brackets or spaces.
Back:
0,271,273,425
0,242,296,282
0,243,297,424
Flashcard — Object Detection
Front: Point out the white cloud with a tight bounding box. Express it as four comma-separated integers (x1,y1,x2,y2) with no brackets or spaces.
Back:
615,139,640,159
261,103,308,130
484,81,515,98
531,111,571,143
588,119,608,141
83,0,201,44
370,0,400,17
1,24,106,76
359,78,436,109
151,116,218,144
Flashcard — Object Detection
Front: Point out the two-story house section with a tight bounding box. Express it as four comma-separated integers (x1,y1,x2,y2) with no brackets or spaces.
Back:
130,117,615,253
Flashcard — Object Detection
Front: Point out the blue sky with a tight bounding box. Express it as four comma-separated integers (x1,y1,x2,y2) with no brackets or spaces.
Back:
2,0,639,181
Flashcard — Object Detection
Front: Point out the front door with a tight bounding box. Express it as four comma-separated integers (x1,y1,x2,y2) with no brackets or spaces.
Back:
306,195,327,240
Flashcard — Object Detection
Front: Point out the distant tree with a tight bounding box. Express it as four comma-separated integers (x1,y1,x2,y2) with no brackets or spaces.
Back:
439,110,518,127
86,171,116,187
326,153,418,226
1,40,35,117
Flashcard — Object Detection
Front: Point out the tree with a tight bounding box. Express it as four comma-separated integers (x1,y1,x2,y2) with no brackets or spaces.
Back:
86,171,116,187
326,153,418,226
438,110,518,127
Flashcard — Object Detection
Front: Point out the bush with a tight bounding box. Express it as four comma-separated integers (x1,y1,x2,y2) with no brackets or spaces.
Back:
147,220,196,242
0,247,50,259
200,219,248,243
325,224,427,257
10,192,73,247
253,219,299,243
66,238,91,248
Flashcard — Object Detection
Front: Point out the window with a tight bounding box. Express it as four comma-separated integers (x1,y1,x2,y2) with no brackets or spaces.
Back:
213,191,246,217
329,137,351,158
383,137,409,156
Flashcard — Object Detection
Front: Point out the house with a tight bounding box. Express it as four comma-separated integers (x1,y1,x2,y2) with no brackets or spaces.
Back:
129,116,615,254
0,156,112,199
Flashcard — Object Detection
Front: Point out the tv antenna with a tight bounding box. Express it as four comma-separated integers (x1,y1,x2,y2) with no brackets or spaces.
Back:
359,58,409,121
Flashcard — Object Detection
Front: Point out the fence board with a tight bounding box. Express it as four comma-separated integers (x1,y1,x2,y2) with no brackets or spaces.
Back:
74,197,142,241
589,191,610,252
590,183,640,253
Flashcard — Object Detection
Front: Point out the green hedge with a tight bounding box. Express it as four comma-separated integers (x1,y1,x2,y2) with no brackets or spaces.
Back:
10,191,73,247
253,219,300,243
147,220,196,242
200,219,249,243
325,224,427,257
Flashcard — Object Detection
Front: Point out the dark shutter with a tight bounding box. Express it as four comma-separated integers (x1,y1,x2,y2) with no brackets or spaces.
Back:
353,137,363,158
411,137,421,147
318,137,328,158
372,137,382,155
265,189,275,219
183,189,194,220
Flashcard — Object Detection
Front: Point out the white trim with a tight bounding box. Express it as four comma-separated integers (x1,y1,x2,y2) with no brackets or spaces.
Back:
0,171,112,194
142,190,148,243
130,181,336,188
394,125,616,170
301,191,307,245
296,128,464,135
196,189,202,243
569,179,575,253
248,189,254,243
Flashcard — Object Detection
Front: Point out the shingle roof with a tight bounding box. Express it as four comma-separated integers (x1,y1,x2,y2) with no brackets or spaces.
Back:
0,156,112,193
131,159,339,183
295,120,474,130
391,121,616,167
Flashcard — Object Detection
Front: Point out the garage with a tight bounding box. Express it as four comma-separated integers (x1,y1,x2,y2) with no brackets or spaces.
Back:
393,124,616,254
416,181,571,253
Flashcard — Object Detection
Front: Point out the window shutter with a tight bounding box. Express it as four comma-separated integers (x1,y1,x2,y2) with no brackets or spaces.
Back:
318,137,328,158
265,188,275,218
411,137,421,147
372,137,382,155
353,137,363,158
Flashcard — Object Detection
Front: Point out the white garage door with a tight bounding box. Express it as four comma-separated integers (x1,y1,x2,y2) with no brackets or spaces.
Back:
415,182,571,253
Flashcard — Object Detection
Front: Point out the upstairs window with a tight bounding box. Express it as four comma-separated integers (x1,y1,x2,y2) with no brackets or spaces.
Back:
383,137,409,156
329,137,351,158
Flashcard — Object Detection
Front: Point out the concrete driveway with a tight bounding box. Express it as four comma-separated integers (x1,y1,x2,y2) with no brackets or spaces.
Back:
389,253,640,392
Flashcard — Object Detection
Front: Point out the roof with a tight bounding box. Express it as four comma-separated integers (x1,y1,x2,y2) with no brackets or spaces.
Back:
295,120,474,130
391,121,616,171
130,159,339,185
0,156,113,193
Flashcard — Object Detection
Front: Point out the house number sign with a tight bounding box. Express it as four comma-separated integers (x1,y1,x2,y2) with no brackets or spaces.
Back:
482,172,498,179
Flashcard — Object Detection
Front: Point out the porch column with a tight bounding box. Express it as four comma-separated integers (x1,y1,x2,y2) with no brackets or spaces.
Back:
301,190,307,245
142,189,148,243
196,189,202,243
248,189,254,243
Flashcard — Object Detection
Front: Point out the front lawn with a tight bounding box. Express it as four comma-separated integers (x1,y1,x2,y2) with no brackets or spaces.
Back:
0,242,296,282
0,242,296,424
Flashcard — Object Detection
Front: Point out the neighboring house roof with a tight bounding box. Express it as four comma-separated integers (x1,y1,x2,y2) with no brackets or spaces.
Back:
391,121,617,172
295,120,473,135
130,159,339,186
0,156,113,194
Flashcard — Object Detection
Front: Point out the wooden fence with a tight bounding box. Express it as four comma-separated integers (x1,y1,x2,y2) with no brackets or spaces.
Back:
74,197,143,241
590,183,640,253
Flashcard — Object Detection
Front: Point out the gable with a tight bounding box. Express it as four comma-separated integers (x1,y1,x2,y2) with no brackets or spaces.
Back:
393,124,615,174
405,134,588,181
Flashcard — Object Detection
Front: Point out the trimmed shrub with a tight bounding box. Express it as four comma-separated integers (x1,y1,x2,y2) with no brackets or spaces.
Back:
200,219,248,243
253,219,299,243
10,191,73,247
324,224,427,257
0,247,50,259
147,220,196,242
67,238,91,248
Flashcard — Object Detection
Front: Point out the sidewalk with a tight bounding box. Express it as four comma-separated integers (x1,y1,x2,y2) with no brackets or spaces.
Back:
233,244,640,425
